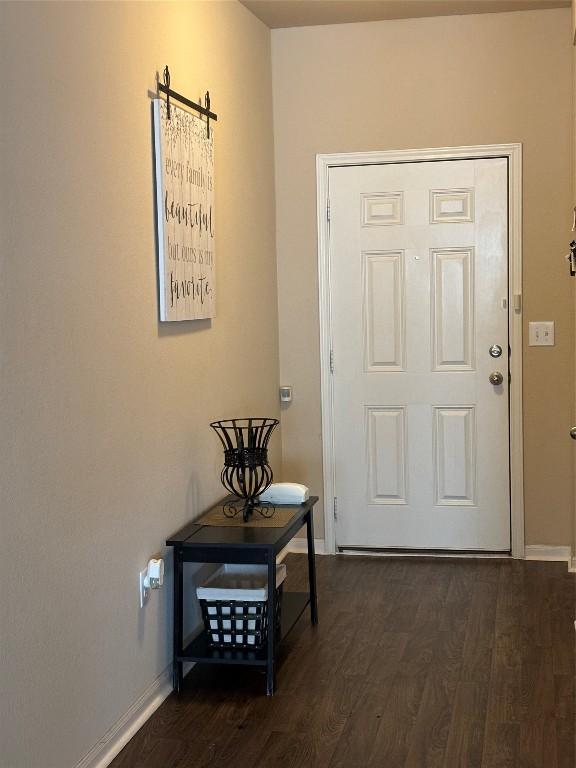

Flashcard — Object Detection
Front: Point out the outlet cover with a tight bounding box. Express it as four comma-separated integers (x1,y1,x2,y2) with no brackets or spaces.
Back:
528,321,554,346
139,568,150,608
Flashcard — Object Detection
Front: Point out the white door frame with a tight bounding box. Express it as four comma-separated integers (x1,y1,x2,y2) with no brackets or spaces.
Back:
316,144,524,558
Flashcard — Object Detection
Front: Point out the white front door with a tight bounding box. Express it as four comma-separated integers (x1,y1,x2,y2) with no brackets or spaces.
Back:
330,158,510,551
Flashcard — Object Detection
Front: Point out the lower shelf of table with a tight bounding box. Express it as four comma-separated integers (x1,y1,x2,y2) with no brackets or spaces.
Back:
177,591,310,666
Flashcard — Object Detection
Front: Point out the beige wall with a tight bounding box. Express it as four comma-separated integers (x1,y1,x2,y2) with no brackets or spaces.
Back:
1,6,574,766
0,2,278,767
272,9,575,546
571,0,576,567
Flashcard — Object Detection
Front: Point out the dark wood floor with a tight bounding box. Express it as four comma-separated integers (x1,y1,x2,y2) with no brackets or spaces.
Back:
111,554,575,768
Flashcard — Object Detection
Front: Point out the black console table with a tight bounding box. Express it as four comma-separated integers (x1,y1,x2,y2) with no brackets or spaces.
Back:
166,495,318,696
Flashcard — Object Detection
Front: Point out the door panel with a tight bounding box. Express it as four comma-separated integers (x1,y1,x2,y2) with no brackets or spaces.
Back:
366,406,407,504
433,406,476,506
431,248,474,370
330,158,510,551
363,251,405,370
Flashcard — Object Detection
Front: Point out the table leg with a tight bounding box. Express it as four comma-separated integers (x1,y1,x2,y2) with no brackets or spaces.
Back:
173,547,184,693
306,510,318,625
266,551,276,696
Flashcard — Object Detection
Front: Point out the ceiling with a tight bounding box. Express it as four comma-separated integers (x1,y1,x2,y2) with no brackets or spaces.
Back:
239,0,570,29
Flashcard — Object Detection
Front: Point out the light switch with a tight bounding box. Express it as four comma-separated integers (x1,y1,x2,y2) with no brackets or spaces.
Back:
528,321,555,346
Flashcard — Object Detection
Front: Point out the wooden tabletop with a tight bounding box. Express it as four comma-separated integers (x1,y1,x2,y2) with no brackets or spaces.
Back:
166,495,318,549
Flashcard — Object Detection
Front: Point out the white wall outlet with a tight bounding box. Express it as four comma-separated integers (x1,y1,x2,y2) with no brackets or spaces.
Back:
528,321,555,346
145,557,164,589
139,568,150,608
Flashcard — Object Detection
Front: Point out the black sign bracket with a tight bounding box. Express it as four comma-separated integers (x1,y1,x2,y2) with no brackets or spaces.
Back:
158,65,218,138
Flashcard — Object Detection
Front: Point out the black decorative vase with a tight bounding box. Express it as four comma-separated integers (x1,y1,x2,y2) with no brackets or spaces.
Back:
210,418,279,522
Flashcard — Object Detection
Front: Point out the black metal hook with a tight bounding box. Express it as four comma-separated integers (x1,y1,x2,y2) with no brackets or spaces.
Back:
163,65,171,119
157,66,217,129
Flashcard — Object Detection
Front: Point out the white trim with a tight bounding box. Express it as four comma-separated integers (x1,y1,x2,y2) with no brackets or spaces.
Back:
316,144,524,558
525,545,576,574
277,538,327,562
524,545,572,563
338,549,511,560
288,537,327,555
74,665,173,768
507,145,524,559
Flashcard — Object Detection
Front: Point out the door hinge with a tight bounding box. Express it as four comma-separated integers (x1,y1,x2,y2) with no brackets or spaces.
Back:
333,496,338,520
329,349,334,374
327,198,331,222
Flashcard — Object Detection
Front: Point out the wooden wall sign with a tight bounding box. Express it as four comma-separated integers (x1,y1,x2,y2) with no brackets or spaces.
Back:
153,99,215,321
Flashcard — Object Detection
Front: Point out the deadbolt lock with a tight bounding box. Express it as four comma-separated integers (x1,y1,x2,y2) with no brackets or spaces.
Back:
489,371,504,386
489,344,503,358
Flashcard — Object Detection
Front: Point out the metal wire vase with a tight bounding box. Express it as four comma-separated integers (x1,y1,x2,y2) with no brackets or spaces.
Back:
210,418,279,522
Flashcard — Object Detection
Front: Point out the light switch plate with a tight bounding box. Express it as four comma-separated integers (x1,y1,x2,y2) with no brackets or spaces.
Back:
528,321,555,346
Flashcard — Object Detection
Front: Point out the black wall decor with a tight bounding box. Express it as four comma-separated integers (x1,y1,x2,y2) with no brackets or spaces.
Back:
158,65,217,136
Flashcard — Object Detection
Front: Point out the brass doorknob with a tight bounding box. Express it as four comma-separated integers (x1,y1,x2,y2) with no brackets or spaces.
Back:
489,371,504,386
570,426,576,440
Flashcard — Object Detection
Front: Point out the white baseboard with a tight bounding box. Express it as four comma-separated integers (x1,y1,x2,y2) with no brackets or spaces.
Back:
280,542,575,572
524,544,572,561
277,538,326,562
74,664,173,768
525,545,574,570
337,549,510,560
